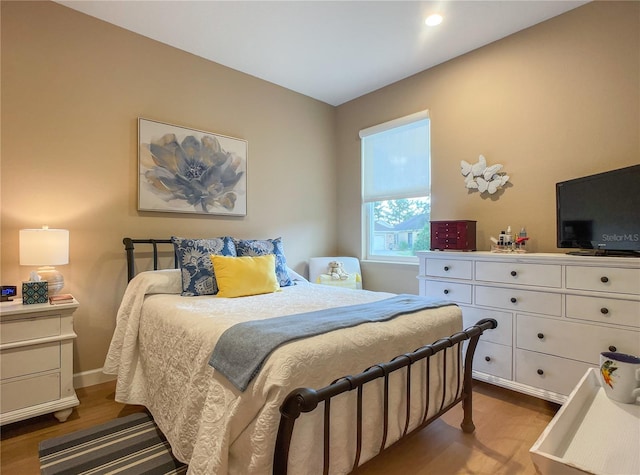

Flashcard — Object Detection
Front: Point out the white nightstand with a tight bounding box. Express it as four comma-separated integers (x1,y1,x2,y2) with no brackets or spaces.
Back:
0,298,79,425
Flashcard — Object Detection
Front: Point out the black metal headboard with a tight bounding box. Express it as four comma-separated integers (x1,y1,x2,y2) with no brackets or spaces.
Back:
123,238,178,282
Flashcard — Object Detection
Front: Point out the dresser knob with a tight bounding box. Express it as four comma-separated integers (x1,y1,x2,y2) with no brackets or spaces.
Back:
537,369,544,375
601,276,609,283
443,289,449,295
537,333,544,340
510,270,517,277
485,356,491,362
609,345,617,352
444,266,450,271
600,308,609,315
510,297,517,303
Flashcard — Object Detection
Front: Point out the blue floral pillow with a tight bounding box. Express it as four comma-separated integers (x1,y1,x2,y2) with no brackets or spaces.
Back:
233,237,293,287
171,236,237,296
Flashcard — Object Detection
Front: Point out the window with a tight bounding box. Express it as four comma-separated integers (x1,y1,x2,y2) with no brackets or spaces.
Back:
360,111,430,262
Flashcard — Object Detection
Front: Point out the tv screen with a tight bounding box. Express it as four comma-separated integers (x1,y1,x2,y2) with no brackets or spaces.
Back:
556,165,640,256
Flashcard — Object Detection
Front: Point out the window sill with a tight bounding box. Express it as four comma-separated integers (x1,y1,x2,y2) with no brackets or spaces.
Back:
361,259,419,267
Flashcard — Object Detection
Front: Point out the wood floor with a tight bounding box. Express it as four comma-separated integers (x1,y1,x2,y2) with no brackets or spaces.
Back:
353,382,559,475
1,380,558,474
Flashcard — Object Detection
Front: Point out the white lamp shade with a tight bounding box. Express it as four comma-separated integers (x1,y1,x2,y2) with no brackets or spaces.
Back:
19,228,69,266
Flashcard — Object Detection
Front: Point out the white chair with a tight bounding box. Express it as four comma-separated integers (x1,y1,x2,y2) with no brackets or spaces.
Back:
308,257,362,289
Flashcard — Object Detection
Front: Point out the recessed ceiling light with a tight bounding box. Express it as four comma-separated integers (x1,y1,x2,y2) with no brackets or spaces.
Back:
425,14,443,27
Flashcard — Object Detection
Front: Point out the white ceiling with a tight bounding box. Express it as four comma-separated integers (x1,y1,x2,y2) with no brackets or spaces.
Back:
56,0,589,106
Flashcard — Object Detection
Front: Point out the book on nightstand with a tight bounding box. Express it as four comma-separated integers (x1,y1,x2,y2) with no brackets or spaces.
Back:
49,293,75,305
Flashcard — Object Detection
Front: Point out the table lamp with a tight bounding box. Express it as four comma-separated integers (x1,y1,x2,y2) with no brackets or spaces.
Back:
19,226,69,295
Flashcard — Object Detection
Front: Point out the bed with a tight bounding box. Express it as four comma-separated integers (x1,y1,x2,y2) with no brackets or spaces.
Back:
104,238,496,474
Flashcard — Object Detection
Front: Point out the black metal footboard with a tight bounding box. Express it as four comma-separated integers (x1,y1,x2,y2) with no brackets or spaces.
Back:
273,318,497,474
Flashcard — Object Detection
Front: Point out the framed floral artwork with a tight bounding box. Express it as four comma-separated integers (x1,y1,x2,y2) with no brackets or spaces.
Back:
138,118,247,216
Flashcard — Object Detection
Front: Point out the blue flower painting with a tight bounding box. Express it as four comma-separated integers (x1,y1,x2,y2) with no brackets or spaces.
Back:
138,118,247,215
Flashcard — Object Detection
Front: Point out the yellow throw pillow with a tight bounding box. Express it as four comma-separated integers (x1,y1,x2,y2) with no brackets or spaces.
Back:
211,254,280,298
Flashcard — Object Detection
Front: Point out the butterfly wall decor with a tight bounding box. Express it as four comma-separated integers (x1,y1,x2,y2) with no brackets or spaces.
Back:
461,155,510,195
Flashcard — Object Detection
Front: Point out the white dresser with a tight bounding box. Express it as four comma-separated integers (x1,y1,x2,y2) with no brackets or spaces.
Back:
0,299,79,424
417,251,640,403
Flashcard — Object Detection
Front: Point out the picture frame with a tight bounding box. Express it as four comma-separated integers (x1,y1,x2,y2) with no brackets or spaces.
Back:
138,118,247,216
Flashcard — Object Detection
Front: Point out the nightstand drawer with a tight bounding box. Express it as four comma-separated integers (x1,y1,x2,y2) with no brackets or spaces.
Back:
1,342,61,380
0,373,61,413
422,280,472,304
475,286,562,316
476,261,562,288
566,295,640,328
424,259,473,280
566,266,640,295
0,315,61,344
515,349,594,396
472,341,512,379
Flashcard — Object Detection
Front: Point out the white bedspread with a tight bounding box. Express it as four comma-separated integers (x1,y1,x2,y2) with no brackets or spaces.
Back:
104,269,463,474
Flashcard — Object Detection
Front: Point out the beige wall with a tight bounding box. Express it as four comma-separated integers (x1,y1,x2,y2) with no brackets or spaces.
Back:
1,1,337,378
335,1,640,293
1,1,639,382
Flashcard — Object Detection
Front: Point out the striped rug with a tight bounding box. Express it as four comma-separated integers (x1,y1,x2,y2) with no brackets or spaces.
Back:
38,412,187,475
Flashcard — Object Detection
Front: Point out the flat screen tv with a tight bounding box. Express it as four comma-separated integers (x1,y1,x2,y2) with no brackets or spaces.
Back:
556,165,640,256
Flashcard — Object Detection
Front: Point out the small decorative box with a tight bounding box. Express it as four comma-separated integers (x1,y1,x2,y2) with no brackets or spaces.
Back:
22,281,48,305
430,220,477,251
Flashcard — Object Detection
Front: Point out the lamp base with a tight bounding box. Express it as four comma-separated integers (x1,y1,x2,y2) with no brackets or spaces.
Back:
37,266,64,295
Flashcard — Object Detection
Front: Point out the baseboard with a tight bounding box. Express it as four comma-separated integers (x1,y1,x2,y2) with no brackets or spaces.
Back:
73,368,116,389
472,371,567,405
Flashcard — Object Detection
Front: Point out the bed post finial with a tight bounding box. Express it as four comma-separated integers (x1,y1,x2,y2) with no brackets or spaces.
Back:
123,238,135,282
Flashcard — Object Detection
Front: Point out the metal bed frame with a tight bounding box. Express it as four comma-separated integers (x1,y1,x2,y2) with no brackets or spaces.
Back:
122,237,497,474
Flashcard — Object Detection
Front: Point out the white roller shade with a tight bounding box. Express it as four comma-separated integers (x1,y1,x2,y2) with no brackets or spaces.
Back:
361,111,430,203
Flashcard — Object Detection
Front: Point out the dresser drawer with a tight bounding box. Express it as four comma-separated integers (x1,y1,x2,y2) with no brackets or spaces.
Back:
0,373,61,413
1,342,61,380
475,261,562,288
424,259,473,280
422,280,472,304
0,315,61,344
515,349,594,396
472,340,512,379
460,305,512,346
566,295,640,328
566,266,640,295
475,286,562,316
516,314,640,365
